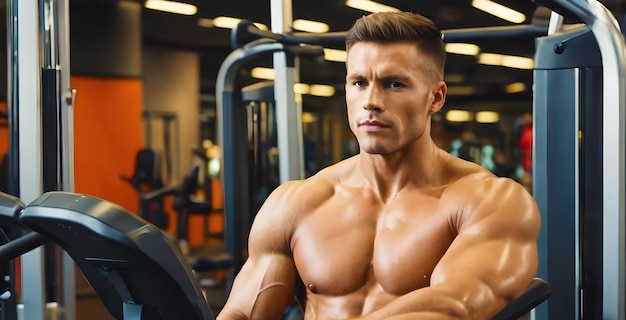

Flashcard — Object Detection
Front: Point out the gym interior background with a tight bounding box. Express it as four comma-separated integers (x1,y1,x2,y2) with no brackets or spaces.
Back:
0,0,625,319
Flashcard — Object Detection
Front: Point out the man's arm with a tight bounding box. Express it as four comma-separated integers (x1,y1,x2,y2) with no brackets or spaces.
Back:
217,182,302,320
354,177,541,320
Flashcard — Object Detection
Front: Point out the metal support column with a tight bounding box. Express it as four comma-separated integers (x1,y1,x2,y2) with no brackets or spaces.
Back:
55,0,76,318
13,0,46,319
270,0,304,182
534,25,601,320
534,0,626,318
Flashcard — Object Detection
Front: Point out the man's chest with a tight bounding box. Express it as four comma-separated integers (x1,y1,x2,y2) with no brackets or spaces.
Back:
291,195,456,296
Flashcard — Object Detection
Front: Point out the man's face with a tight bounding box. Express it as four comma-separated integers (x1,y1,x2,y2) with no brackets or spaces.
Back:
345,41,446,155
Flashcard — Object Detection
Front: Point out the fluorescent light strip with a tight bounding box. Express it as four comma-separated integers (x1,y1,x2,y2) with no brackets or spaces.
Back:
345,0,400,13
309,84,335,97
472,0,526,23
478,53,534,69
445,73,465,83
447,86,476,96
323,48,347,62
293,19,329,33
445,43,480,56
145,0,197,15
294,83,310,94
302,112,318,123
210,16,268,30
446,110,473,122
250,68,336,97
505,82,526,93
250,67,275,80
476,111,500,123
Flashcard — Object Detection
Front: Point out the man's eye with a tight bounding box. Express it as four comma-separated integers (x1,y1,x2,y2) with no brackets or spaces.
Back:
354,80,366,87
388,81,403,89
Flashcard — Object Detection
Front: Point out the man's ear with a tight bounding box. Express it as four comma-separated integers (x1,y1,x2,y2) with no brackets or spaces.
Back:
429,81,447,114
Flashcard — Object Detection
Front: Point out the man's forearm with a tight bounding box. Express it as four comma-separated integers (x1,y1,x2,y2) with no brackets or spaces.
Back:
216,310,247,320
350,287,468,320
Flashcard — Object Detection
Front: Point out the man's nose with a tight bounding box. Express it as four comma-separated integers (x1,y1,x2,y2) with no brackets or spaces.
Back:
362,86,385,112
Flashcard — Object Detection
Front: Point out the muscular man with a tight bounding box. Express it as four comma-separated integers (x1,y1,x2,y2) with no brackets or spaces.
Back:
217,11,540,320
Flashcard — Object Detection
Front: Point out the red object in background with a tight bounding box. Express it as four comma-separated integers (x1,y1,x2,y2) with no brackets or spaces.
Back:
519,124,533,173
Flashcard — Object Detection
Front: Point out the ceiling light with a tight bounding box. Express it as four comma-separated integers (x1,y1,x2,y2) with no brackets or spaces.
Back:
446,110,473,122
345,0,400,13
212,16,268,30
213,16,240,29
250,67,274,80
472,0,526,23
245,74,334,98
478,53,534,69
302,112,318,123
145,0,197,15
445,73,465,83
505,82,526,93
309,84,336,97
323,48,347,62
445,43,480,56
446,86,476,96
294,83,310,94
293,19,329,33
476,111,500,123
501,55,534,69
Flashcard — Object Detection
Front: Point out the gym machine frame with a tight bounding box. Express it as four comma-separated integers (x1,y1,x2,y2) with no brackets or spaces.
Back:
532,0,626,319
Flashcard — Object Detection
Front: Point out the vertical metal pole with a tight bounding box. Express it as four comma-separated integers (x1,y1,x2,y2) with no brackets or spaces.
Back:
270,0,304,182
56,0,76,318
16,0,46,319
592,3,626,318
6,1,20,320
39,1,75,319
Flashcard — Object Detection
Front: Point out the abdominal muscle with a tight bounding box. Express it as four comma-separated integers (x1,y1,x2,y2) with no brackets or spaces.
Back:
302,274,402,319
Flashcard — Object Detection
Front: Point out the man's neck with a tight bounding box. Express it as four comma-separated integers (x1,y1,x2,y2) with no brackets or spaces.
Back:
356,139,443,203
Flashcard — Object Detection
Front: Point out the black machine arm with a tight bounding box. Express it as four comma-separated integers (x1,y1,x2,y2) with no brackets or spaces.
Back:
18,192,215,320
230,8,552,51
493,278,552,320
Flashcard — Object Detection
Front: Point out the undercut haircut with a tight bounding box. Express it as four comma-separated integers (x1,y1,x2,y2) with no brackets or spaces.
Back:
345,12,446,76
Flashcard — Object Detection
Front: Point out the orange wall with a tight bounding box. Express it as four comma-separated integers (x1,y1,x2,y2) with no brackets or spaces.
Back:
1,77,222,245
72,75,143,213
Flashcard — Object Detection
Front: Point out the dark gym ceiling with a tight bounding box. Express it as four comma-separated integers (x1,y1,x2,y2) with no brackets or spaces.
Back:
76,0,626,116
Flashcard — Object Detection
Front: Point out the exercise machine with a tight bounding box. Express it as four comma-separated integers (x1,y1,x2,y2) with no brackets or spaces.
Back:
532,0,626,318
119,148,172,229
170,149,233,279
17,192,216,320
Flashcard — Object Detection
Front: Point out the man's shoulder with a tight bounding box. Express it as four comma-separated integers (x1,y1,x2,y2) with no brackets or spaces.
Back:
445,163,538,229
448,170,530,208
267,174,337,210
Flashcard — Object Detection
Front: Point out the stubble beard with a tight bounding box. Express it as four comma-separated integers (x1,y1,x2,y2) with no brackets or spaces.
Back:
361,141,388,154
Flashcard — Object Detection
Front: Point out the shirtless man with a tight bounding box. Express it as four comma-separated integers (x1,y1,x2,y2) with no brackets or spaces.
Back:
217,11,540,320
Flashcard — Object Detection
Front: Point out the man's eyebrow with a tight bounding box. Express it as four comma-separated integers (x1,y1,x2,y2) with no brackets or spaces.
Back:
346,73,366,80
380,74,411,82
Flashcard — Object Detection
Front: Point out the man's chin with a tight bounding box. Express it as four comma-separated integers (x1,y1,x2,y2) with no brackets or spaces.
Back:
361,144,388,154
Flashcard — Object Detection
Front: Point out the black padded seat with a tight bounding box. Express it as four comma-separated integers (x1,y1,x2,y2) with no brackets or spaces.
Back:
18,191,215,320
492,278,551,320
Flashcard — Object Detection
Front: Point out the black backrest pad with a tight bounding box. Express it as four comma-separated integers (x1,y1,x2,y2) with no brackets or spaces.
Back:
18,192,214,320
